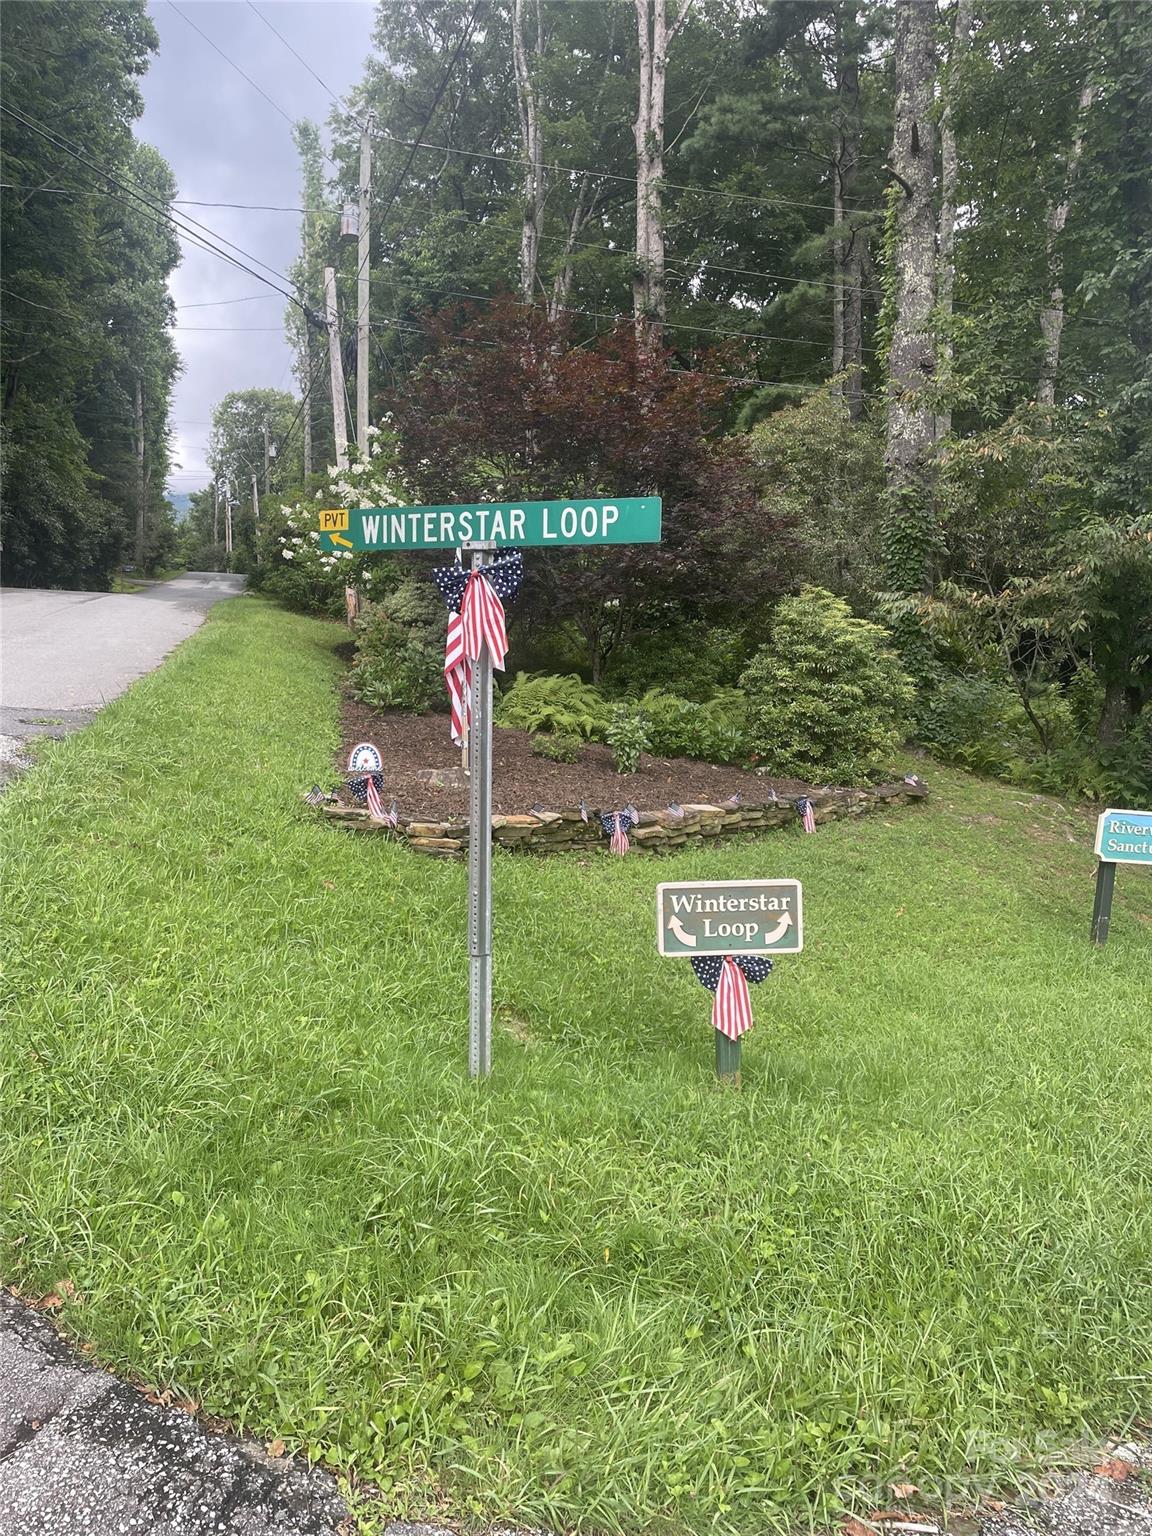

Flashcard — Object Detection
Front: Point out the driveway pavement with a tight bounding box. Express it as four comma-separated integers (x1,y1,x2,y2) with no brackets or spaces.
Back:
0,572,243,784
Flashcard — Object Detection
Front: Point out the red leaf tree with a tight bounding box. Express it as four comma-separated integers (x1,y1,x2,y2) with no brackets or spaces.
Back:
384,300,783,681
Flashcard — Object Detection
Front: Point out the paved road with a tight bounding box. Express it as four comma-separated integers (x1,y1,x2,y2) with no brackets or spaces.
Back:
0,1293,350,1536
0,572,243,784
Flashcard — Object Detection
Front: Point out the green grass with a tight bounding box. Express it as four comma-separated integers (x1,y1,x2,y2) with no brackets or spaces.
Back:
1,597,1149,1534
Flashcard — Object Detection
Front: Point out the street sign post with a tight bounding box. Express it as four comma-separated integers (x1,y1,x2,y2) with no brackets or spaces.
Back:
657,879,803,1087
318,497,661,553
323,496,662,1078
656,879,804,957
1090,808,1152,945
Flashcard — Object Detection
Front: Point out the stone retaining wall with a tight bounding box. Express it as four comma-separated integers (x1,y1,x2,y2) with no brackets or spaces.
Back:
316,779,928,857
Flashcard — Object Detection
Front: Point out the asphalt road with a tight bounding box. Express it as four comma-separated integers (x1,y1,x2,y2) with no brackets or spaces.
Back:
0,572,244,784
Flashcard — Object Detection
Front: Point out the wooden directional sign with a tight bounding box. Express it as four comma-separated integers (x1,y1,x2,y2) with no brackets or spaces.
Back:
1094,808,1152,865
318,497,661,553
657,879,803,957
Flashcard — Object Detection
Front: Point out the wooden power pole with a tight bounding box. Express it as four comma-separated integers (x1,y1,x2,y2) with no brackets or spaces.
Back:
324,265,349,472
356,118,372,453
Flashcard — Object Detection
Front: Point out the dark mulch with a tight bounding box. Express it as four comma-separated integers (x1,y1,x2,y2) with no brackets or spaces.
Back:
337,687,814,819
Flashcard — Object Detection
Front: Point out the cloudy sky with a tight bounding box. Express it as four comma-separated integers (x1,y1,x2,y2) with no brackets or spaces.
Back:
137,1,377,496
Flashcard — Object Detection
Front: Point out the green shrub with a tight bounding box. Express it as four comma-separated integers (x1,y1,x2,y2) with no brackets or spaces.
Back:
495,672,609,739
603,625,750,701
530,732,583,764
740,586,915,780
916,675,1031,779
350,604,443,713
257,564,348,620
607,705,651,774
639,687,748,763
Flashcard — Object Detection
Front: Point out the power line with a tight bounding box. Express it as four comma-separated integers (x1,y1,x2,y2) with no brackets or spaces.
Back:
0,183,311,213
1,104,314,321
168,1,342,172
245,1,348,113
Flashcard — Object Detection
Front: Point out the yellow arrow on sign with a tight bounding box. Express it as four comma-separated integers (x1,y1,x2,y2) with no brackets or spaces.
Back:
329,533,353,549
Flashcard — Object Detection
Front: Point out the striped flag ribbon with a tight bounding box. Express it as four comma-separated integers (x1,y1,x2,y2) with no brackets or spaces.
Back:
444,610,470,747
796,796,816,834
461,568,508,670
610,816,630,856
600,809,636,855
366,776,385,820
714,956,754,1039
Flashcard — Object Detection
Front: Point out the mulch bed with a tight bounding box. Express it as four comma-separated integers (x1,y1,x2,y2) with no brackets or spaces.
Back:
338,686,814,819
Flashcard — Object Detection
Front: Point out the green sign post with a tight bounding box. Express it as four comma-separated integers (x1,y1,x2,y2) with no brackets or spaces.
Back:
1091,808,1152,945
657,879,803,1087
319,497,661,553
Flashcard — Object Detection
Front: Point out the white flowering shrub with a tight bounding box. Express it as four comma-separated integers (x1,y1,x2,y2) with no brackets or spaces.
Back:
255,423,409,616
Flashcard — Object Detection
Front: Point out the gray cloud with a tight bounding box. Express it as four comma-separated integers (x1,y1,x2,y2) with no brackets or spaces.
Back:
138,0,376,494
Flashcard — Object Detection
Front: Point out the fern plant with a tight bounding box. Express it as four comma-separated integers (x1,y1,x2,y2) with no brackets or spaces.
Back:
495,672,609,739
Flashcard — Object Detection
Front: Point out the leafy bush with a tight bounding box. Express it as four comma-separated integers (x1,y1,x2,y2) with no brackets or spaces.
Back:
495,673,609,739
639,687,748,763
257,563,348,620
916,675,1036,779
740,586,915,781
603,625,750,701
350,604,443,714
530,732,583,764
607,706,651,774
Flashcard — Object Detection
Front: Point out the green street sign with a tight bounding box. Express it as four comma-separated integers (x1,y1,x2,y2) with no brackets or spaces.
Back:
318,496,661,553
657,879,803,957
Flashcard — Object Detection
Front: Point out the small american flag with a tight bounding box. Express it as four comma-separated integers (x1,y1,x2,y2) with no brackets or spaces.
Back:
721,792,743,810
691,954,771,1039
579,799,589,823
796,796,816,834
444,610,470,747
382,797,399,828
305,784,329,806
366,776,385,820
667,802,684,820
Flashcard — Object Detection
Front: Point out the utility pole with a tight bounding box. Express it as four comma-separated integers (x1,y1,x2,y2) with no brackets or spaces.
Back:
133,374,146,568
212,479,220,545
251,471,260,564
262,420,272,493
324,264,349,472
224,484,234,557
356,117,372,453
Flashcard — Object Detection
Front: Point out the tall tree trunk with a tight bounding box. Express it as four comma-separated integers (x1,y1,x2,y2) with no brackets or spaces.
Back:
549,174,600,322
513,0,545,303
1037,80,1097,407
133,373,146,569
884,0,938,608
832,3,864,420
935,0,974,441
634,0,690,351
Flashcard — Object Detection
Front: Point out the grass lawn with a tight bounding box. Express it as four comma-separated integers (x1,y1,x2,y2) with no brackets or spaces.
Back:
1,597,1149,1535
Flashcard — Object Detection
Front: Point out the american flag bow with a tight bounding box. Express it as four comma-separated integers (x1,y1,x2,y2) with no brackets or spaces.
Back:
444,610,470,747
600,808,637,855
431,552,524,672
796,796,816,834
348,772,384,808
691,954,772,1039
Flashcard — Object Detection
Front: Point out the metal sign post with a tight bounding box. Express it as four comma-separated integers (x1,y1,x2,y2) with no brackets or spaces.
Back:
467,545,495,1077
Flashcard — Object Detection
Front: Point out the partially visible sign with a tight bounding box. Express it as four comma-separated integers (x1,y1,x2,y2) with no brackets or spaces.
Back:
347,741,382,774
1094,807,1152,865
318,497,661,553
657,879,803,957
